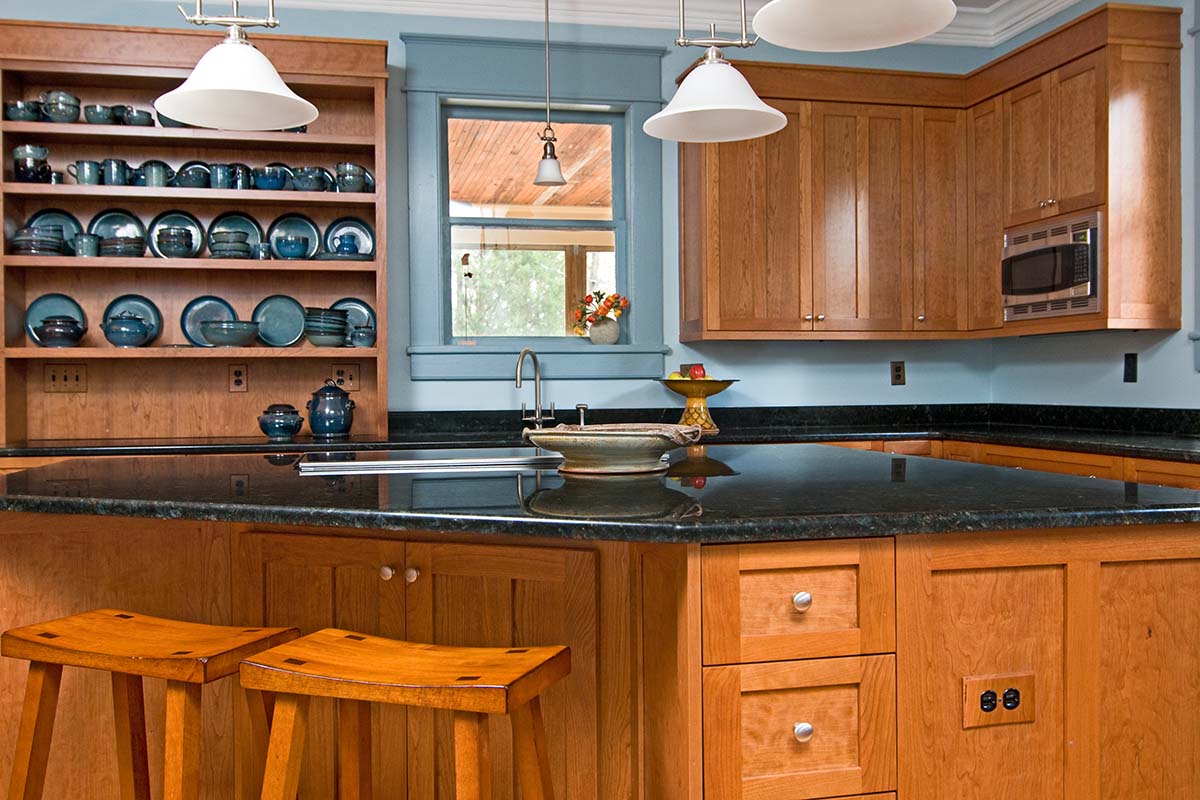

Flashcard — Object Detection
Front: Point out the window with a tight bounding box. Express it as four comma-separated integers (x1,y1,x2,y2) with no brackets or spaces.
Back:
444,109,624,340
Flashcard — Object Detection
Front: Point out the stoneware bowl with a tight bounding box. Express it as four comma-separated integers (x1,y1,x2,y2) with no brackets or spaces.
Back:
258,405,304,442
275,235,309,259
253,166,289,191
101,312,152,348
200,320,259,347
41,101,80,123
33,316,86,348
522,423,703,475
124,109,155,126
83,104,115,124
5,100,41,122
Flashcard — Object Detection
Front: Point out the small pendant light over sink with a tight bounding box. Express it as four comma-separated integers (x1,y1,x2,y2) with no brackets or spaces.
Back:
155,0,318,132
534,0,567,186
753,0,957,52
643,1,786,144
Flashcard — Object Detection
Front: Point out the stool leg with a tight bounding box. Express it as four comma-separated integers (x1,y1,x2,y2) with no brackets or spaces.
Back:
163,681,203,800
239,689,273,800
260,695,308,800
452,711,491,800
338,700,373,800
7,661,61,800
110,673,151,800
511,696,555,800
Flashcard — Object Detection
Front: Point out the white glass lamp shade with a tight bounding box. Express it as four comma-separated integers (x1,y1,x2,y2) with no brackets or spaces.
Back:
534,139,567,186
154,33,318,131
753,0,957,52
644,56,787,143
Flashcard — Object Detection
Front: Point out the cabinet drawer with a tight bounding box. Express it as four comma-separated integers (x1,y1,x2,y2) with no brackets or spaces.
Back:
880,439,939,456
703,655,897,800
975,443,1123,479
702,539,895,665
1123,457,1200,489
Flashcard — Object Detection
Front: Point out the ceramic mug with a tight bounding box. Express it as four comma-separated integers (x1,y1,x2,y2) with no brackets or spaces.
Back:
73,233,100,257
251,242,272,260
49,171,64,184
142,160,171,187
101,158,130,186
83,104,115,124
13,144,48,161
209,163,233,189
231,163,254,190
67,159,101,185
13,157,50,184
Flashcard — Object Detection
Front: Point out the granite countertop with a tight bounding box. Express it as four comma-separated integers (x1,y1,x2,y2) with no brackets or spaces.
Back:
2,443,1199,544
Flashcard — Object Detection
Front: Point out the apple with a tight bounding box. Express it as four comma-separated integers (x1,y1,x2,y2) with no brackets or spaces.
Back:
667,371,684,380
688,364,707,380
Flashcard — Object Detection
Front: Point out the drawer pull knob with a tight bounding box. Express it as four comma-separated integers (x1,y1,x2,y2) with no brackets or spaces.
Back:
380,566,396,581
793,722,815,743
404,567,421,584
792,591,813,613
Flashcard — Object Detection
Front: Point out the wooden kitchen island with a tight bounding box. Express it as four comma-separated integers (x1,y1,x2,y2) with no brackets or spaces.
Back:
1,444,1198,799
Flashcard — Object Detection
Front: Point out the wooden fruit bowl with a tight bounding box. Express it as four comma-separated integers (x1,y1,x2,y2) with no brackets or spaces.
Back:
660,379,736,435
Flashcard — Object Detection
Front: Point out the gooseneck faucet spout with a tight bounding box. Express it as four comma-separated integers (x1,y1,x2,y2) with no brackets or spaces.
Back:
516,348,555,429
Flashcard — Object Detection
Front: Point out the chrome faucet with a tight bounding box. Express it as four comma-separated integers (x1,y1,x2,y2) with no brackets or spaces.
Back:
516,348,555,429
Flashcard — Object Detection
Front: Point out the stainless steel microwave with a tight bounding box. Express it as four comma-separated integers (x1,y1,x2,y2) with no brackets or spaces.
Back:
1002,211,1101,322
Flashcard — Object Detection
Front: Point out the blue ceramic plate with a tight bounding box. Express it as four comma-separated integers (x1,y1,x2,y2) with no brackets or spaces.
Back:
252,295,306,347
103,294,163,343
25,208,83,255
330,297,376,344
147,210,204,258
88,208,145,241
207,212,264,247
267,213,321,259
322,216,375,258
25,293,86,344
181,295,237,347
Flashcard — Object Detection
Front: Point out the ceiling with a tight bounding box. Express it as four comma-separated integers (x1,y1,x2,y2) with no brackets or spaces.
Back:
188,0,1082,48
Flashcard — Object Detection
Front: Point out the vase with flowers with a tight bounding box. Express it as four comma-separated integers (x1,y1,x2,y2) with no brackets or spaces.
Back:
573,291,630,345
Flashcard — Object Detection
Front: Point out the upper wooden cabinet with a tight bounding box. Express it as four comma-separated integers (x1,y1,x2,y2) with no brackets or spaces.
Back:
678,3,1181,342
1003,50,1107,227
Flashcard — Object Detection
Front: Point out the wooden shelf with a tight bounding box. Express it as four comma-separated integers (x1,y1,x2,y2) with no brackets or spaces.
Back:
3,347,378,359
1,183,377,206
0,121,376,152
1,255,380,272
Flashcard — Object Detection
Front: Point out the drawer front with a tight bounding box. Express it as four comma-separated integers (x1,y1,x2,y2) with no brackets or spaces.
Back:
1123,457,1200,489
702,539,895,665
881,440,939,456
941,440,979,462
703,655,897,800
975,443,1123,479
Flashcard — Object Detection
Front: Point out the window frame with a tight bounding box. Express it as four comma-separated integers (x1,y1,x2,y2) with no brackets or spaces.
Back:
442,104,627,343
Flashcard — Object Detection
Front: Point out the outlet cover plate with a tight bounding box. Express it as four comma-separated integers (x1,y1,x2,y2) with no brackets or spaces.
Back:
890,361,906,386
332,363,360,392
43,364,87,393
963,672,1036,729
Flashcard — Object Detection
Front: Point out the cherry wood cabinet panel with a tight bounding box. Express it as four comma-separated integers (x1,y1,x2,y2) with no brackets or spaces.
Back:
1002,73,1054,227
940,440,981,463
811,103,913,331
967,98,1005,331
231,532,407,800
703,656,896,800
1122,456,1200,489
678,142,708,340
1051,50,1107,216
912,108,968,331
974,443,1123,479
701,538,894,665
405,541,599,800
881,439,942,457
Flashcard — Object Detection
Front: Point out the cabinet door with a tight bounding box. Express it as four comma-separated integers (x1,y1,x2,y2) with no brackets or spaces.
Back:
812,103,912,331
913,108,967,331
707,101,812,331
1051,50,1107,216
1123,457,1200,489
405,542,599,800
967,98,1005,330
1002,74,1055,227
232,533,407,800
704,656,896,800
975,443,1123,479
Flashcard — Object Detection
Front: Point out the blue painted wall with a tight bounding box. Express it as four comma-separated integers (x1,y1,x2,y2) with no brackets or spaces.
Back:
5,0,1192,410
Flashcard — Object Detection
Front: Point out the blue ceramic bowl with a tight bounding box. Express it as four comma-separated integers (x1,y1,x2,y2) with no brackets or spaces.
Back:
102,313,152,348
259,412,304,441
124,109,154,126
5,101,41,122
84,104,115,124
174,167,209,188
350,326,377,347
275,235,309,259
33,316,85,348
253,167,289,191
291,170,328,192
200,320,259,347
41,101,80,123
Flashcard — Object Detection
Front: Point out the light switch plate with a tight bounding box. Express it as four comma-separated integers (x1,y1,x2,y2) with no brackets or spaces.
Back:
963,672,1036,729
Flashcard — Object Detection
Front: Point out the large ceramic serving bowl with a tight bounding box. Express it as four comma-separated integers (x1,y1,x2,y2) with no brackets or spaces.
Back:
522,423,703,475
524,474,702,520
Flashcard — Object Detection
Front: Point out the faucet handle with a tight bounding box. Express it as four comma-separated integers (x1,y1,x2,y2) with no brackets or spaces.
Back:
576,403,588,427
545,402,555,421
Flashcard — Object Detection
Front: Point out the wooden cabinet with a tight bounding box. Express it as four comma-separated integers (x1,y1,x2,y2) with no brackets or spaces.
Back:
967,98,1004,331
1122,456,1200,489
897,527,1200,798
912,108,968,331
1002,50,1107,226
974,443,1123,479
810,103,912,332
703,656,896,800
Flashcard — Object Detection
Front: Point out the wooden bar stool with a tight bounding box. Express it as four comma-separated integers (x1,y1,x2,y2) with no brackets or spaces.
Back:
2,609,297,800
240,628,571,800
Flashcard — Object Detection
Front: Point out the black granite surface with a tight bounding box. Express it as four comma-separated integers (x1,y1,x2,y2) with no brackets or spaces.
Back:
2,444,1199,544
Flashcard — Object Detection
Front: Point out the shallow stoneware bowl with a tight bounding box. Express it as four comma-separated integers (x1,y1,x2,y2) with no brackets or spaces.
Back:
200,320,259,347
524,474,701,519
522,423,703,475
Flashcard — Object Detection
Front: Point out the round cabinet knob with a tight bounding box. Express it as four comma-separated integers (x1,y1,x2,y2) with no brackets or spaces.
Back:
380,565,396,581
1038,201,1047,208
816,314,826,322
404,567,421,584
917,315,927,323
792,591,813,613
804,314,814,322
793,722,815,743
1046,198,1058,206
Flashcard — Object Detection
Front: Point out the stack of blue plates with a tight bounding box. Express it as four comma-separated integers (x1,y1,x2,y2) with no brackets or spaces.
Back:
304,307,349,347
9,226,66,256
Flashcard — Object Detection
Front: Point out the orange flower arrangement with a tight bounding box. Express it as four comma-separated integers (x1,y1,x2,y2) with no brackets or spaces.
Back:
572,291,630,336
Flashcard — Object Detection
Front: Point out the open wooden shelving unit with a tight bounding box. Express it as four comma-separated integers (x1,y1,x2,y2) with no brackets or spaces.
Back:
0,19,390,443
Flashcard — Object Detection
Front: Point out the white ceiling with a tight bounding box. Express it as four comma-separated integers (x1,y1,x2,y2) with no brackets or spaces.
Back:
155,0,1083,48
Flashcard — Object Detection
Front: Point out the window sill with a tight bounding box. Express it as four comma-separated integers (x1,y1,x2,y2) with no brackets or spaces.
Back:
407,342,668,381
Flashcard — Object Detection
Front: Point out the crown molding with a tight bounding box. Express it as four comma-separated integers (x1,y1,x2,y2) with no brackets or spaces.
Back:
140,0,1086,48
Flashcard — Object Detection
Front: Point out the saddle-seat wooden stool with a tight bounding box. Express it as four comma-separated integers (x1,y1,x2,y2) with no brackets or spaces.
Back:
240,628,571,800
3,609,297,800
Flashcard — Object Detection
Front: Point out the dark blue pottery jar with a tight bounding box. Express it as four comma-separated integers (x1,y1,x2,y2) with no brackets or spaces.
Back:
306,380,355,439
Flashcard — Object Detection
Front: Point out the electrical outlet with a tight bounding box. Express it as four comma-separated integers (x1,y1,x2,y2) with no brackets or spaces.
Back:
43,364,87,393
230,475,249,497
1124,353,1138,383
890,361,906,386
331,363,360,392
962,672,1036,729
228,364,248,393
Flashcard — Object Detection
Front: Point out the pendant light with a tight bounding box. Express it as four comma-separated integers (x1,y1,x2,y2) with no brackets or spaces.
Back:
534,0,567,186
644,0,786,144
155,0,318,132
753,0,957,52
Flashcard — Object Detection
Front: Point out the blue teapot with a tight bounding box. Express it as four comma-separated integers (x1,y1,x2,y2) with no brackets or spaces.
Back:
306,379,355,439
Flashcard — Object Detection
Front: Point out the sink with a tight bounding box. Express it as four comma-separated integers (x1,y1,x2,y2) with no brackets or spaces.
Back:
295,446,562,476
